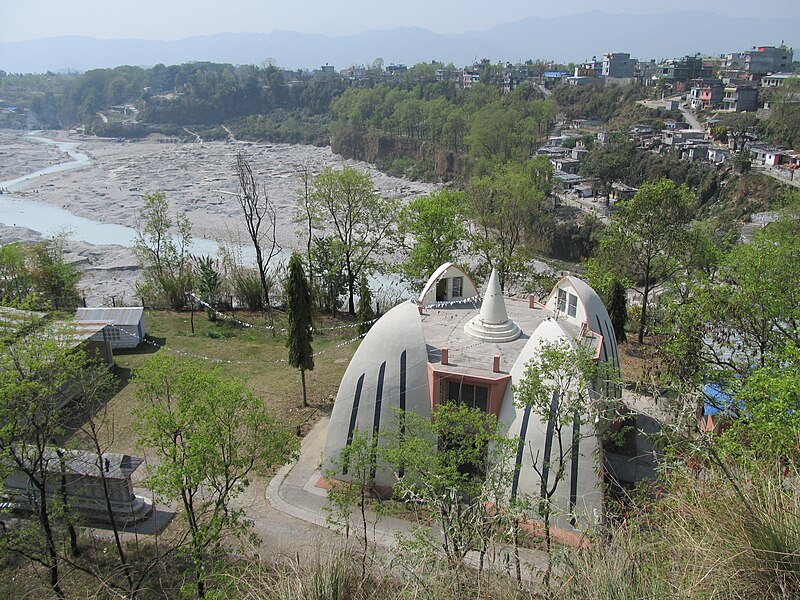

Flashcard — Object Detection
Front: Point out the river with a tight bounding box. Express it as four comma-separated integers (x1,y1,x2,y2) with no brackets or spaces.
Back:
0,134,223,256
0,132,409,304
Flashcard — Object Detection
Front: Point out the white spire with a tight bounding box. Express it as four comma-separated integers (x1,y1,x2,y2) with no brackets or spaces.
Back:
464,268,521,343
479,268,509,324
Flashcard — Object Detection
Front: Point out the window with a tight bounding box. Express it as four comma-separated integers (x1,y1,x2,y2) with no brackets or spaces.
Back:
443,380,489,413
568,293,578,318
557,288,567,312
451,276,463,298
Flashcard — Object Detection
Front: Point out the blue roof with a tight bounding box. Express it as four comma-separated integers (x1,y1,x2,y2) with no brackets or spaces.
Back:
703,383,743,415
543,71,570,78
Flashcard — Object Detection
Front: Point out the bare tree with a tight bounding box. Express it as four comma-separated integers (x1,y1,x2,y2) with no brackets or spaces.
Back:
294,161,319,289
234,152,281,322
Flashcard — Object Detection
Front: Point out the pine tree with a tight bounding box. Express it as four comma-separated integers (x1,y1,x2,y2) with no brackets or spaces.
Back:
194,255,222,321
607,279,627,343
356,273,376,337
286,253,314,407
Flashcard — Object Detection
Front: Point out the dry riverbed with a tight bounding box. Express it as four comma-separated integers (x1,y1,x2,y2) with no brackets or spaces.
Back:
0,130,438,306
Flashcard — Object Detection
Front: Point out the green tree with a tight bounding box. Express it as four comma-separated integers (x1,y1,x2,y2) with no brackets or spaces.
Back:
309,236,348,315
27,238,81,309
0,320,114,598
718,343,800,463
591,178,694,343
356,273,376,336
466,158,552,291
310,166,397,314
718,111,758,153
324,429,378,577
607,279,628,343
762,76,800,148
579,133,637,203
659,211,800,401
134,191,193,309
0,242,32,306
286,253,314,408
513,338,612,581
0,237,80,310
383,403,518,569
734,148,752,174
193,255,222,320
394,190,466,286
133,354,297,598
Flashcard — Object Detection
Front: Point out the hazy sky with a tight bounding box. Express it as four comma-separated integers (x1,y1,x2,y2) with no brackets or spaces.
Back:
2,0,788,43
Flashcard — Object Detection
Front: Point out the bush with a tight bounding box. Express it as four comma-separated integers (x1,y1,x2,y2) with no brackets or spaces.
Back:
553,456,800,599
232,269,264,311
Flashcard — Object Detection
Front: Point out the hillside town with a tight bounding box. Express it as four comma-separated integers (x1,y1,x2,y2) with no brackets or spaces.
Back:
1,10,800,598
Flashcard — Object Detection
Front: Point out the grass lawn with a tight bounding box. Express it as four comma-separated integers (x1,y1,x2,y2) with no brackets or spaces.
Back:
66,307,361,455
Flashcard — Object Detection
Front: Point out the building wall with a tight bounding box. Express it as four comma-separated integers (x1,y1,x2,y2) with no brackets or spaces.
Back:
322,302,431,488
603,53,634,78
91,325,141,349
419,264,479,307
498,319,604,532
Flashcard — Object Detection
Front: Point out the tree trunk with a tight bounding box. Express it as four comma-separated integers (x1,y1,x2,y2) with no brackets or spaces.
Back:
57,450,80,557
347,266,356,315
255,246,276,336
513,518,521,582
543,508,553,589
255,246,270,308
639,275,650,344
39,492,65,598
301,368,308,408
360,489,368,579
91,437,134,594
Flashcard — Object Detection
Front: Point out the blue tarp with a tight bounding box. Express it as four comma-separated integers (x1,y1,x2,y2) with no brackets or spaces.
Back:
703,383,743,415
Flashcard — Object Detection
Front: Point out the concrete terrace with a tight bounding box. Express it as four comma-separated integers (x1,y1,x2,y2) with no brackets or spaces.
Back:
421,297,584,376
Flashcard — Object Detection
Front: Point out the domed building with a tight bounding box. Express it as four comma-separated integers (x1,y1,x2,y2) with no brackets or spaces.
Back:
321,264,620,534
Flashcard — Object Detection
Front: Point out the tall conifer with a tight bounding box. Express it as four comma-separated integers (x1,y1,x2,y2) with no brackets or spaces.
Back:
287,253,314,407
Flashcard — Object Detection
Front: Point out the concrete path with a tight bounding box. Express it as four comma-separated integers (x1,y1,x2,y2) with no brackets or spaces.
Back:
263,416,550,579
755,165,800,189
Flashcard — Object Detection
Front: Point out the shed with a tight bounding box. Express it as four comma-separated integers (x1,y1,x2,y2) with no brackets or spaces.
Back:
75,307,147,349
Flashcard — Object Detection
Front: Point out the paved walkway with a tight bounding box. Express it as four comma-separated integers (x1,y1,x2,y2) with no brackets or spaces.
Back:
263,416,550,579
755,165,800,189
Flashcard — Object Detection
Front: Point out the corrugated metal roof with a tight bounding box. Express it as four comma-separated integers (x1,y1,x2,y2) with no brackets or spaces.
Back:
75,307,144,326
72,320,108,342
0,306,47,332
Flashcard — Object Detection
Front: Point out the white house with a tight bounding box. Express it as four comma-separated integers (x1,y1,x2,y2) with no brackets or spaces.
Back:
417,263,479,307
75,307,147,350
321,266,620,536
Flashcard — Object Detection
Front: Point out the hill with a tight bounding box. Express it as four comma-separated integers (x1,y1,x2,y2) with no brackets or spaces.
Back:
1,11,798,73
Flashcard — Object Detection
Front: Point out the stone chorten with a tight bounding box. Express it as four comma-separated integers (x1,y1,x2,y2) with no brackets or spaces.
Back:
463,268,522,342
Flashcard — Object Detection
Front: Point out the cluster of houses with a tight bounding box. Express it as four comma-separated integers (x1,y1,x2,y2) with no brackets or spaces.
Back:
545,105,799,200
684,46,795,114
315,43,794,102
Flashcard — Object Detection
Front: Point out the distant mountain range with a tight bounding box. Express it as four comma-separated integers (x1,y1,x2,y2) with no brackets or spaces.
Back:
2,11,798,74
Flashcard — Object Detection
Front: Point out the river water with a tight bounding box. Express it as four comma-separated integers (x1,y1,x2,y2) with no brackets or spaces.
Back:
0,132,407,300
0,134,221,256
